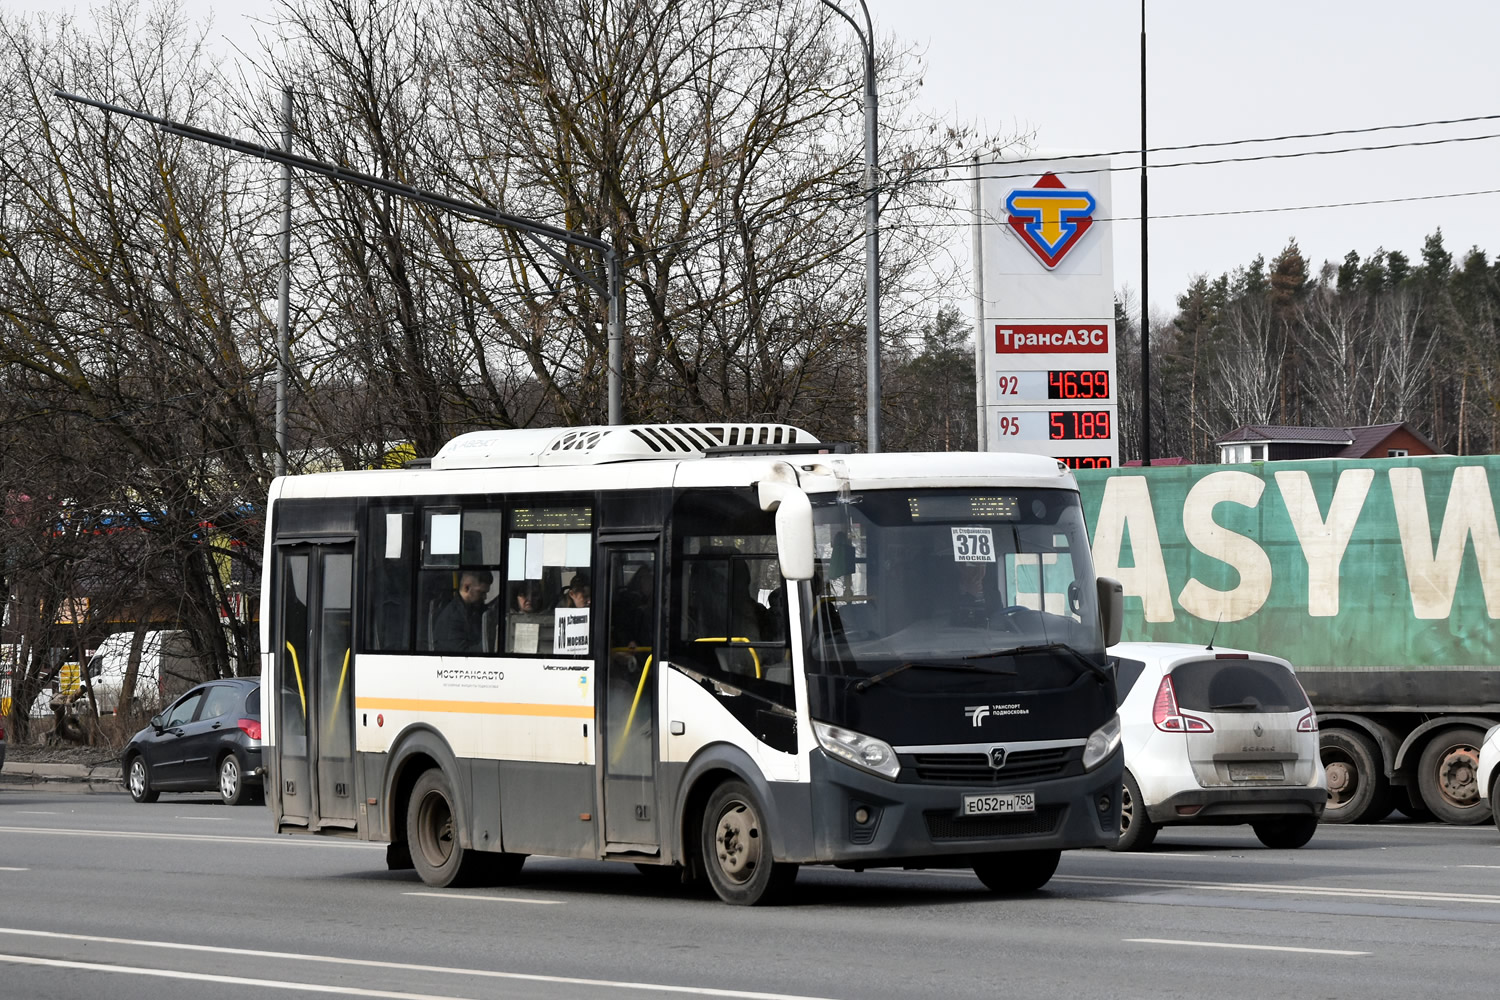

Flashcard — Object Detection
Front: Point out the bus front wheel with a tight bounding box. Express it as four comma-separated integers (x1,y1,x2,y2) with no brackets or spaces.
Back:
972,849,1061,894
700,780,797,905
408,769,487,888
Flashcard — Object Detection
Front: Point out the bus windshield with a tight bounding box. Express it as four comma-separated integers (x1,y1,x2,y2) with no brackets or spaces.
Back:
803,488,1103,677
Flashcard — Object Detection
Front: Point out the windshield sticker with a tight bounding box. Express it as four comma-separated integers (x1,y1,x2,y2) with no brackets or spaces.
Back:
951,526,996,563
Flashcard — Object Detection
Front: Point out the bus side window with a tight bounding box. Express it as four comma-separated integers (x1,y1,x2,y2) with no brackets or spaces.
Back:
420,508,504,654
669,489,793,707
366,508,413,652
504,504,594,656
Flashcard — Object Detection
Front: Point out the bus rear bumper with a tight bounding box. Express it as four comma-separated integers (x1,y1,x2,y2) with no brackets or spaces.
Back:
797,748,1123,866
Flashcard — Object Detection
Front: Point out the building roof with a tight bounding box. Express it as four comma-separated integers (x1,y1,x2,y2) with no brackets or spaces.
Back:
1216,425,1354,446
1337,422,1439,457
1215,421,1441,457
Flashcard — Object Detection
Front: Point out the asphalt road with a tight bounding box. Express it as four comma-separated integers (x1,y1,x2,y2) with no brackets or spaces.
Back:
1,787,1498,1000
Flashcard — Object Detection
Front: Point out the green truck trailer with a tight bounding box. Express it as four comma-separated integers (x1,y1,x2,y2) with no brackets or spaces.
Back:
1075,456,1500,825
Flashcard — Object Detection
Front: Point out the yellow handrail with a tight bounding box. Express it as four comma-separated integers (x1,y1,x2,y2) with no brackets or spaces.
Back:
327,648,351,741
285,641,307,717
610,654,653,766
692,637,763,678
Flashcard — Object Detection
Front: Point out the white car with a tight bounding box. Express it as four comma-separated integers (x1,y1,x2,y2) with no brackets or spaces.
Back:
1477,724,1500,828
1109,641,1328,851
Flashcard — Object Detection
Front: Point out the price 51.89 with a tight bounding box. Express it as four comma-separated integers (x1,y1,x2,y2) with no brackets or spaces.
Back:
1049,411,1110,441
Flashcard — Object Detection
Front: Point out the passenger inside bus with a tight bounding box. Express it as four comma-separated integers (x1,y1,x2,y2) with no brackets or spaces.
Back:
566,572,591,608
506,580,553,654
432,569,493,652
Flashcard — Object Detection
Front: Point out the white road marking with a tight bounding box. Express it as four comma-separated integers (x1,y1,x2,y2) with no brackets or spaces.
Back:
403,891,562,905
1055,873,1500,905
0,868,28,872
1458,865,1500,869
15,811,58,815
0,928,845,1000
1126,938,1368,956
0,954,469,999
0,825,384,849
174,816,233,821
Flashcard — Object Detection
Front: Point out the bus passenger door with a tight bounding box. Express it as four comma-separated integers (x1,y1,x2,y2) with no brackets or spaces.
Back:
599,542,660,854
274,544,358,832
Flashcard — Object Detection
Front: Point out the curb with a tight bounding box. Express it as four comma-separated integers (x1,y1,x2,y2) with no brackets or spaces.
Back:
0,761,125,793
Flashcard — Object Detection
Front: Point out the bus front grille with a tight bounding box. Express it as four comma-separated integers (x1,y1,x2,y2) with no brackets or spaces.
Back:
923,807,1063,841
903,747,1078,784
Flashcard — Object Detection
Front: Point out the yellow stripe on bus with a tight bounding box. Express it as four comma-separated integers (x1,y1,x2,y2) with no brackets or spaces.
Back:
355,697,593,719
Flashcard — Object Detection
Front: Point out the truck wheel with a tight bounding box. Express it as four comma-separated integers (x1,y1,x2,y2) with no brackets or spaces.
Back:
1110,771,1158,852
1418,728,1489,825
700,780,797,905
1320,729,1392,824
1252,816,1319,849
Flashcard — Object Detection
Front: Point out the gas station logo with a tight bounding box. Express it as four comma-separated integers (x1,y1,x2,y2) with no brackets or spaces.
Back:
1004,173,1097,269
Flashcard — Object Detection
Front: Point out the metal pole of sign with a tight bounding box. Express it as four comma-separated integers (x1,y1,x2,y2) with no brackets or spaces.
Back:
275,87,292,477
606,250,623,426
1139,0,1153,467
971,154,987,452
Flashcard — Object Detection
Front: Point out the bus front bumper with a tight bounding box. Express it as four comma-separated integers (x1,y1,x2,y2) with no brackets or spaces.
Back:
799,747,1123,866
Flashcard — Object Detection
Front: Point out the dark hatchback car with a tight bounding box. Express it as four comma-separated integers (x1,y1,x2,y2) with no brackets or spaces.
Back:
123,678,263,806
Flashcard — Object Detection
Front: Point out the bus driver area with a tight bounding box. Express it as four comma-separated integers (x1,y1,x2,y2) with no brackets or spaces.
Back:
261,424,1125,905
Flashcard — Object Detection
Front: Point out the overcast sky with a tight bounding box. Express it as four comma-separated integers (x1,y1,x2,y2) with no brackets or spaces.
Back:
14,0,1500,321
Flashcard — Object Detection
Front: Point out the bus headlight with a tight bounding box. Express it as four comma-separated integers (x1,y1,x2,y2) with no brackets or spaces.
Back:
813,721,901,780
1081,714,1121,772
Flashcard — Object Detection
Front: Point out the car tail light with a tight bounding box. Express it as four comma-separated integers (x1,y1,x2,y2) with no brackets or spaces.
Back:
237,718,262,740
0,722,6,740
1152,675,1213,733
1297,710,1318,732
1215,652,1249,659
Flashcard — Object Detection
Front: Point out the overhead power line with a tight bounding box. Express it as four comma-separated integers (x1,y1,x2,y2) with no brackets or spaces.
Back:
907,131,1500,189
937,186,1500,228
921,111,1500,174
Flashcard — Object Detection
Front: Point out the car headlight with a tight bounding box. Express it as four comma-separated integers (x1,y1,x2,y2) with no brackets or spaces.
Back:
1082,714,1121,772
813,721,901,780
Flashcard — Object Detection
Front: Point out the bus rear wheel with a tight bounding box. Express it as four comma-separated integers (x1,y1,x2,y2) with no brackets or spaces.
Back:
408,769,489,888
700,780,797,905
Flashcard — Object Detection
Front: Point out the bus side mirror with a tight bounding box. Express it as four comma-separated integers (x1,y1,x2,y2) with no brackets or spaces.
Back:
1097,576,1123,647
758,472,814,581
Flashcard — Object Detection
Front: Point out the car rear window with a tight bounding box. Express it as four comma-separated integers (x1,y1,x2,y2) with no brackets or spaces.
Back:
1170,658,1307,713
244,687,260,717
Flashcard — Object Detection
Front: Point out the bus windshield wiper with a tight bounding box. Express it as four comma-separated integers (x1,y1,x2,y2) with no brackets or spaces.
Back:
853,661,989,692
974,642,1112,685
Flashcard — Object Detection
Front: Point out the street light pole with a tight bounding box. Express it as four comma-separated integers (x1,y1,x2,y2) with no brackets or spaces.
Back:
275,86,292,478
819,0,880,453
